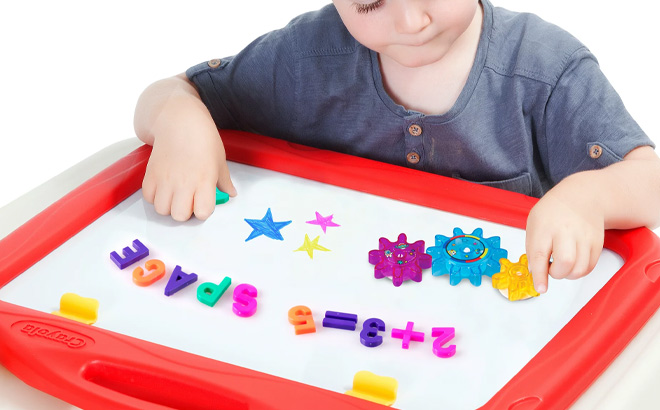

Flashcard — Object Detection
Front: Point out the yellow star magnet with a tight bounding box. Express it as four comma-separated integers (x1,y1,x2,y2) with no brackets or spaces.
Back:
294,234,330,259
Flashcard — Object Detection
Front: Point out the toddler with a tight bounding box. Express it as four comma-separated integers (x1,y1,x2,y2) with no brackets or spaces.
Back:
134,0,660,293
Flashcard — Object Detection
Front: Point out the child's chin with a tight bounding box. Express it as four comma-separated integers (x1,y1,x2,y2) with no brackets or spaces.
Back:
387,49,447,69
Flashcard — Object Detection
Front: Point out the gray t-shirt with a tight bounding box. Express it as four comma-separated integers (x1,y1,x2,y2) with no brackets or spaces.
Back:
186,0,652,197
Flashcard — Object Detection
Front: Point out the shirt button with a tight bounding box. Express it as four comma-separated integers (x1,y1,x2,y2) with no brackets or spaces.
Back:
406,152,421,164
589,144,603,159
408,124,423,136
208,59,222,68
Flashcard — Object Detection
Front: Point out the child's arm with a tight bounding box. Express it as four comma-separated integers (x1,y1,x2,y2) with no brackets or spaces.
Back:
526,146,660,293
134,74,236,221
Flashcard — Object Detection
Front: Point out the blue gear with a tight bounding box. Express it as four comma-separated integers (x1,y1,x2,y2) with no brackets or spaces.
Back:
427,227,508,286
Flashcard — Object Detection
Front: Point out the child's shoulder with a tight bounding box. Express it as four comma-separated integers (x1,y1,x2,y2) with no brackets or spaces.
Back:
284,4,359,57
487,3,592,85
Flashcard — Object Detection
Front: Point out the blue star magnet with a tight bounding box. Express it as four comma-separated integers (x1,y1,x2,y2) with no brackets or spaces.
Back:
244,208,292,242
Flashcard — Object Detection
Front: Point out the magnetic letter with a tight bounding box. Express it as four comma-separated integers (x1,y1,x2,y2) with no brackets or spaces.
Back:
197,277,232,307
110,239,149,269
164,265,198,296
232,284,258,317
132,259,166,287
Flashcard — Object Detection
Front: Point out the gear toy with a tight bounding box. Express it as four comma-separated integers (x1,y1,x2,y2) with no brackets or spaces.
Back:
368,233,432,287
427,227,507,286
492,254,540,301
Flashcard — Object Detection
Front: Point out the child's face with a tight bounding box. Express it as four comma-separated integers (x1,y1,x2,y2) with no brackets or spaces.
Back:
332,0,480,68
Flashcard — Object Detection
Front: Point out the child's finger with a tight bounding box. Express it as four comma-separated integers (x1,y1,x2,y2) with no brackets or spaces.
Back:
566,241,591,279
153,185,174,217
526,237,552,294
588,242,602,273
529,253,550,294
572,242,602,279
170,187,195,222
547,238,576,280
193,184,216,220
216,161,237,197
142,177,156,204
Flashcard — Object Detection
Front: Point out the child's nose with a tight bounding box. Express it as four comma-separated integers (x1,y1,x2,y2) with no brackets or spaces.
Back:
394,1,431,35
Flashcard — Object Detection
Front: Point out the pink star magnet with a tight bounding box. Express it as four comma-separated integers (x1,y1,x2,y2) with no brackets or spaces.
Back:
368,233,432,287
306,211,340,234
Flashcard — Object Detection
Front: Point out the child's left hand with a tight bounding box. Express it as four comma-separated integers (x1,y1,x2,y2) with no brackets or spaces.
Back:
526,146,660,293
525,178,605,294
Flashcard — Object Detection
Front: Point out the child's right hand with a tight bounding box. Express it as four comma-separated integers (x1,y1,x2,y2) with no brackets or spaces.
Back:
142,126,236,221
135,74,236,221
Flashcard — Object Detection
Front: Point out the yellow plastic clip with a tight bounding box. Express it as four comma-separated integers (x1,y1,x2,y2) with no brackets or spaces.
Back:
492,254,540,301
345,370,398,406
51,293,99,325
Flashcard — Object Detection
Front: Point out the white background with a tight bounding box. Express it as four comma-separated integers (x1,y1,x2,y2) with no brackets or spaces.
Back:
0,0,659,209
0,2,659,409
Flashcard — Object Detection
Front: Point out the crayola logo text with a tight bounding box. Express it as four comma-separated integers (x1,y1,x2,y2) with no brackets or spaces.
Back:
15,322,91,349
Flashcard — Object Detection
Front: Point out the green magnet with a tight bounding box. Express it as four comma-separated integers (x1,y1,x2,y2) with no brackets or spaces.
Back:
197,276,232,307
216,188,230,205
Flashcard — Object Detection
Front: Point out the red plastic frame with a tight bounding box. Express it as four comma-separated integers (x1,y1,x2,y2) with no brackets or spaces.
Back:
1,130,659,410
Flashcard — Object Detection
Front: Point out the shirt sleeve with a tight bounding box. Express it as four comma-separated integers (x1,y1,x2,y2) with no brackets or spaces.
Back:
185,26,297,139
543,47,653,185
